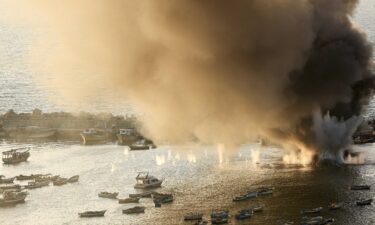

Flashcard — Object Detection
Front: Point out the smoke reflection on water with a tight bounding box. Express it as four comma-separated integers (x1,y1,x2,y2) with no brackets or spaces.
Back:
0,142,374,225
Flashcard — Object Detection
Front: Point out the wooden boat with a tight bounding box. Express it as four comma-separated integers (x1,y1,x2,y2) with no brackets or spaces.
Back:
301,216,323,225
246,191,258,199
129,140,151,151
2,148,30,164
350,185,370,190
301,207,323,214
16,174,34,180
152,192,174,204
80,129,107,145
329,202,343,210
122,206,146,214
78,210,106,218
211,210,229,219
98,192,118,199
233,194,247,202
134,172,163,189
0,191,27,207
25,181,50,189
53,178,68,186
129,191,152,198
118,197,140,204
356,198,373,206
0,176,15,184
235,208,253,220
0,184,21,191
252,204,265,212
67,175,79,183
184,212,203,221
117,128,139,145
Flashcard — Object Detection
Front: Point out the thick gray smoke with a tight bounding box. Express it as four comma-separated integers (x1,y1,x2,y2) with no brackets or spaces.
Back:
5,0,374,162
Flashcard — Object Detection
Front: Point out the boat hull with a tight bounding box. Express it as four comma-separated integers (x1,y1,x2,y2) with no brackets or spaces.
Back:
81,134,107,145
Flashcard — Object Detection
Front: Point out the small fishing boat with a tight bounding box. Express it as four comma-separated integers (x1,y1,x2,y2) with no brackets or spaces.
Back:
258,190,273,196
67,175,79,183
98,192,118,199
152,192,174,204
233,194,247,202
301,207,323,214
0,184,21,191
301,216,323,225
25,181,50,189
246,191,258,199
80,129,107,145
329,202,343,210
134,172,163,189
2,148,30,164
16,174,34,180
211,210,229,218
118,197,140,204
184,212,203,221
78,210,106,218
129,140,151,151
117,128,139,145
356,198,373,206
0,176,15,184
53,178,68,186
252,204,265,212
122,206,146,214
129,191,152,198
235,208,253,220
0,191,27,207
350,185,371,190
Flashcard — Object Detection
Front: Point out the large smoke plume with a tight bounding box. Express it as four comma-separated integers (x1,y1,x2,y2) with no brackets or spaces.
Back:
5,0,375,162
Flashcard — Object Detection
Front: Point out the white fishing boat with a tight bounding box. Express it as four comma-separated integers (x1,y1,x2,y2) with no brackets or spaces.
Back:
134,172,163,189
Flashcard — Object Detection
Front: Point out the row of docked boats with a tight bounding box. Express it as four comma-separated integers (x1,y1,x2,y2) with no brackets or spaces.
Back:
80,128,157,150
232,186,274,202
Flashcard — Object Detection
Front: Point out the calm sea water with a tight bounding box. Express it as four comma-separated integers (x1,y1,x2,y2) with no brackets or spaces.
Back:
0,142,374,225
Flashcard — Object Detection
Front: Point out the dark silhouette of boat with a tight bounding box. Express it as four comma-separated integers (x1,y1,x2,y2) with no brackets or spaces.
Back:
122,206,145,214
67,175,79,183
2,148,30,164
356,198,373,206
78,210,106,217
98,192,118,199
0,176,15,184
350,185,370,190
0,191,27,207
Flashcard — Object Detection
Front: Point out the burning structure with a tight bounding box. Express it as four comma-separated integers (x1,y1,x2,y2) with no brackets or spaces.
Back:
5,0,375,164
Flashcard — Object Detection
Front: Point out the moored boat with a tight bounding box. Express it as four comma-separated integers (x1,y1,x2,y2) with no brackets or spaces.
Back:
67,175,79,183
233,194,247,202
252,204,265,212
246,191,258,199
53,178,68,186
25,181,50,189
118,197,140,204
211,210,229,219
356,198,373,206
129,191,152,198
301,207,323,214
0,176,15,184
2,148,30,164
122,206,146,214
184,212,203,221
117,128,139,145
134,172,163,189
152,192,174,204
235,208,253,220
0,191,27,207
78,210,106,217
98,192,118,199
80,129,107,145
0,184,21,192
350,185,370,190
16,174,34,180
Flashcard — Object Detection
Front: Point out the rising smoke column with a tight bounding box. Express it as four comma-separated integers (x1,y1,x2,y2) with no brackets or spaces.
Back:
5,0,374,161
